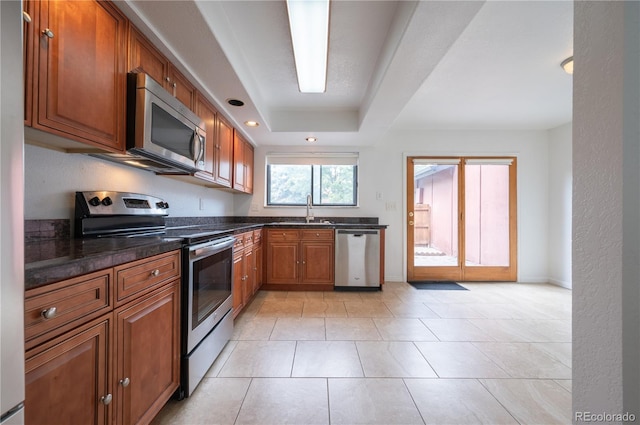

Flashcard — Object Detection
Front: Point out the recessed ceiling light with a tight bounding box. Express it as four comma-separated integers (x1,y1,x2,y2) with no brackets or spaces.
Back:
306,137,317,143
227,98,245,107
244,121,259,127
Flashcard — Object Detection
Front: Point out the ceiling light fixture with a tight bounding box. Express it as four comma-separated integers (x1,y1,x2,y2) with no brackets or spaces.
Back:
561,56,573,74
306,137,317,143
286,0,330,93
244,121,259,127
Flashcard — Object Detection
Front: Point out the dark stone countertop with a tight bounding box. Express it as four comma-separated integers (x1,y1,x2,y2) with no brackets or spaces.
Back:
25,237,184,290
24,220,388,291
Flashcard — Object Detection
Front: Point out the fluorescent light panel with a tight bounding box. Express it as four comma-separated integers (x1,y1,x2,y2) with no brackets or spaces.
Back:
286,0,330,93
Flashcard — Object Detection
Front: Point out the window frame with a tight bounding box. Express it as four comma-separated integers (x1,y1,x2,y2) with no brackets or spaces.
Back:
265,155,359,207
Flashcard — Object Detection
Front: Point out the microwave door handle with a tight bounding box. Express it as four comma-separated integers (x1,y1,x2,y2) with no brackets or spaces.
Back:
190,130,199,164
197,129,205,164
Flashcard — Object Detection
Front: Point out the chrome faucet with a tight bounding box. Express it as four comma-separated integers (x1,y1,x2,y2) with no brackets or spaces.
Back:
306,194,314,223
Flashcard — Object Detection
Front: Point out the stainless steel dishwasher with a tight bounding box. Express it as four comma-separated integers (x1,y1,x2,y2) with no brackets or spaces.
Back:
335,229,381,289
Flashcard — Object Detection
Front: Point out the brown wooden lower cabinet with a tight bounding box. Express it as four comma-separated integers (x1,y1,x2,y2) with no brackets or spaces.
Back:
24,250,181,425
264,228,335,290
25,316,112,425
232,230,263,317
114,282,180,425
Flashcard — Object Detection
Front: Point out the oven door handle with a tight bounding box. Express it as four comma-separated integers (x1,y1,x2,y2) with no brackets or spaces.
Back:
189,237,236,260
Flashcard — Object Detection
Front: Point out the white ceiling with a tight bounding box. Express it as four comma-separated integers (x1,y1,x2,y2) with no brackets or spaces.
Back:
120,0,573,147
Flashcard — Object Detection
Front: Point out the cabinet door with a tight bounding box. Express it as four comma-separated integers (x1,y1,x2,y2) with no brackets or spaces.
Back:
128,25,169,87
195,94,216,177
300,241,335,284
115,282,180,425
168,65,196,111
232,251,244,317
35,0,127,151
254,241,263,292
215,115,234,187
24,0,37,125
243,247,255,304
233,132,246,192
244,141,254,194
266,241,299,284
25,316,112,425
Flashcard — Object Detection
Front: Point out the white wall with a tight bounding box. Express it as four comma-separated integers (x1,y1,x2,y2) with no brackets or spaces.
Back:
240,129,551,283
26,127,555,285
548,123,572,288
24,143,235,220
573,0,640,417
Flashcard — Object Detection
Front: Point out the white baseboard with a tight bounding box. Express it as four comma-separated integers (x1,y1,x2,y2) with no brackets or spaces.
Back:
548,277,572,289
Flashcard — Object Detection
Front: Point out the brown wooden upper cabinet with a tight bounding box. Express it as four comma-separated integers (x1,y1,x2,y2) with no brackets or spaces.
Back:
28,0,128,152
215,114,235,188
195,94,234,188
128,25,195,111
233,131,254,194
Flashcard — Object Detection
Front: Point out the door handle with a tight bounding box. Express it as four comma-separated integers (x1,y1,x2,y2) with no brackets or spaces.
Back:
409,221,414,226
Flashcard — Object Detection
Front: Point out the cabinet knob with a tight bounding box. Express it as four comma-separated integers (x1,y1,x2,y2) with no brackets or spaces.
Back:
409,221,414,226
42,28,54,39
316,233,320,237
172,82,177,88
302,261,306,264
165,76,171,82
100,394,112,405
119,377,130,387
41,307,57,320
22,11,32,23
151,269,160,277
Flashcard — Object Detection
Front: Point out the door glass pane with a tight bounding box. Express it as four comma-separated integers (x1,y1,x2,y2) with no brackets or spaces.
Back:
464,164,510,267
414,163,459,267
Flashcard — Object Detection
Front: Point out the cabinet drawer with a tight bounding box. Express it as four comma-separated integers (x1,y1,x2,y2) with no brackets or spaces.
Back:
267,229,300,241
243,231,255,246
114,251,180,306
253,229,263,244
25,269,113,350
301,229,334,241
233,233,245,250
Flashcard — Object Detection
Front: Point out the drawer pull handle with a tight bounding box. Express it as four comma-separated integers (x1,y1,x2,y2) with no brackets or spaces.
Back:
119,377,130,387
42,28,54,39
151,269,160,277
100,394,112,405
41,307,57,320
23,11,32,23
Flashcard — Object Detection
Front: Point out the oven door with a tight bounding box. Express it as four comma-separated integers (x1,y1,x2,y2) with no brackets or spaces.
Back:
185,236,235,353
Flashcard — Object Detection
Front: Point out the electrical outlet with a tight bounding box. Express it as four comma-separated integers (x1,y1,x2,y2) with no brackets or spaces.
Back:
376,191,384,200
385,201,396,211
199,198,205,211
250,203,259,212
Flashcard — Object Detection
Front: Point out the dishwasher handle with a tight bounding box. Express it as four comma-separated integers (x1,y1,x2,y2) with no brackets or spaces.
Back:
336,229,379,236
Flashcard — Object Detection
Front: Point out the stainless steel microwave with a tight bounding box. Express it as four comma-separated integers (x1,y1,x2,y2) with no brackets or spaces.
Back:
127,73,206,172
92,73,206,174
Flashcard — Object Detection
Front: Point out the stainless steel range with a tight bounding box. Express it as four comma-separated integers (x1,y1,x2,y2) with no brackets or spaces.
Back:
75,191,234,398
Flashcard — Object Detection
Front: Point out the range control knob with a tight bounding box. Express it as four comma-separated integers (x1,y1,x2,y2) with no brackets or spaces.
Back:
101,197,113,206
156,201,169,209
88,196,100,206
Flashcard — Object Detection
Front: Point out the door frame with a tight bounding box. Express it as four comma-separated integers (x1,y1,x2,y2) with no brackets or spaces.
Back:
405,155,518,282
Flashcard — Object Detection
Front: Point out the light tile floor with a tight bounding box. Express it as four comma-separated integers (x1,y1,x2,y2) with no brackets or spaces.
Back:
152,281,572,425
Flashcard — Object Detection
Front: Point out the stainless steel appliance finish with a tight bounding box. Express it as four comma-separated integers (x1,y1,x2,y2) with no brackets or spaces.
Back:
75,191,169,237
180,234,235,397
1,1,25,423
91,73,206,174
335,229,381,289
